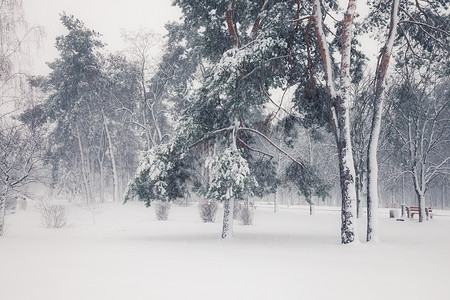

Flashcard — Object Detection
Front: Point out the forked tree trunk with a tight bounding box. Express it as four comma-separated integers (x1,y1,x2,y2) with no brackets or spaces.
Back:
312,0,359,244
413,167,427,222
366,0,399,242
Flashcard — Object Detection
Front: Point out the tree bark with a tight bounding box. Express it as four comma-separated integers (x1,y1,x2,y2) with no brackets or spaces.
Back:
312,0,359,244
337,139,358,244
274,187,280,213
417,192,425,222
366,0,399,242
337,0,359,244
221,196,235,239
102,112,119,202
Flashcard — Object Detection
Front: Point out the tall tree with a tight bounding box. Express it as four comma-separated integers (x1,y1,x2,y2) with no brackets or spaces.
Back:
365,0,449,240
386,73,449,222
46,14,105,204
126,0,317,238
309,0,361,244
366,0,400,242
0,0,44,236
121,29,167,149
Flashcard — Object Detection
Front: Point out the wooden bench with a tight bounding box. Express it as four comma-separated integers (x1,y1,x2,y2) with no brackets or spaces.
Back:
405,206,433,220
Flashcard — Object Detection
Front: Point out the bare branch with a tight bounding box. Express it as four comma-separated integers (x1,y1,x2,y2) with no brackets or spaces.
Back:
237,136,274,158
187,126,234,150
238,127,305,168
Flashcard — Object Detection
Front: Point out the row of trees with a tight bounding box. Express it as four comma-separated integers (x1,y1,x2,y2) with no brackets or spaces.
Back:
1,1,449,243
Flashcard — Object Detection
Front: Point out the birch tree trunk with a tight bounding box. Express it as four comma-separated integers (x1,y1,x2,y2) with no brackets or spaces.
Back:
366,0,400,242
312,0,359,244
338,0,359,244
102,112,119,202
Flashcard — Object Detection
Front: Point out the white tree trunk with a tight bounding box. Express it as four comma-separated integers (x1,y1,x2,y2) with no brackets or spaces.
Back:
312,0,359,244
337,0,359,244
274,187,281,213
366,0,399,242
150,104,163,144
337,121,359,244
222,117,241,239
366,133,380,241
221,196,235,239
103,113,119,202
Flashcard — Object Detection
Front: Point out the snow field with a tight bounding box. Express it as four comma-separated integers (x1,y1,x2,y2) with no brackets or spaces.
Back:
1,202,449,300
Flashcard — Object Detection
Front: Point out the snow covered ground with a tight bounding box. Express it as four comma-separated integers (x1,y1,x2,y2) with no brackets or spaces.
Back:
1,201,449,300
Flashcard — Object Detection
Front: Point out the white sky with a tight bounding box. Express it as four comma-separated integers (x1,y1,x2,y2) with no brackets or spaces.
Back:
22,0,182,75
22,0,378,76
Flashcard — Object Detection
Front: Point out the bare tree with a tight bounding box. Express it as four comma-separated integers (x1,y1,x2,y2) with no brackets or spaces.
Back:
121,28,165,150
0,122,47,235
0,0,44,236
386,74,450,222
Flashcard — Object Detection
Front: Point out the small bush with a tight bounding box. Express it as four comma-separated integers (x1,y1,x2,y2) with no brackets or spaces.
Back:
38,201,67,228
198,198,218,222
153,201,171,221
239,202,254,225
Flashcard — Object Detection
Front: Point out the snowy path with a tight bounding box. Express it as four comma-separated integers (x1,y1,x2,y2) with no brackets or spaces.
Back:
1,202,449,300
